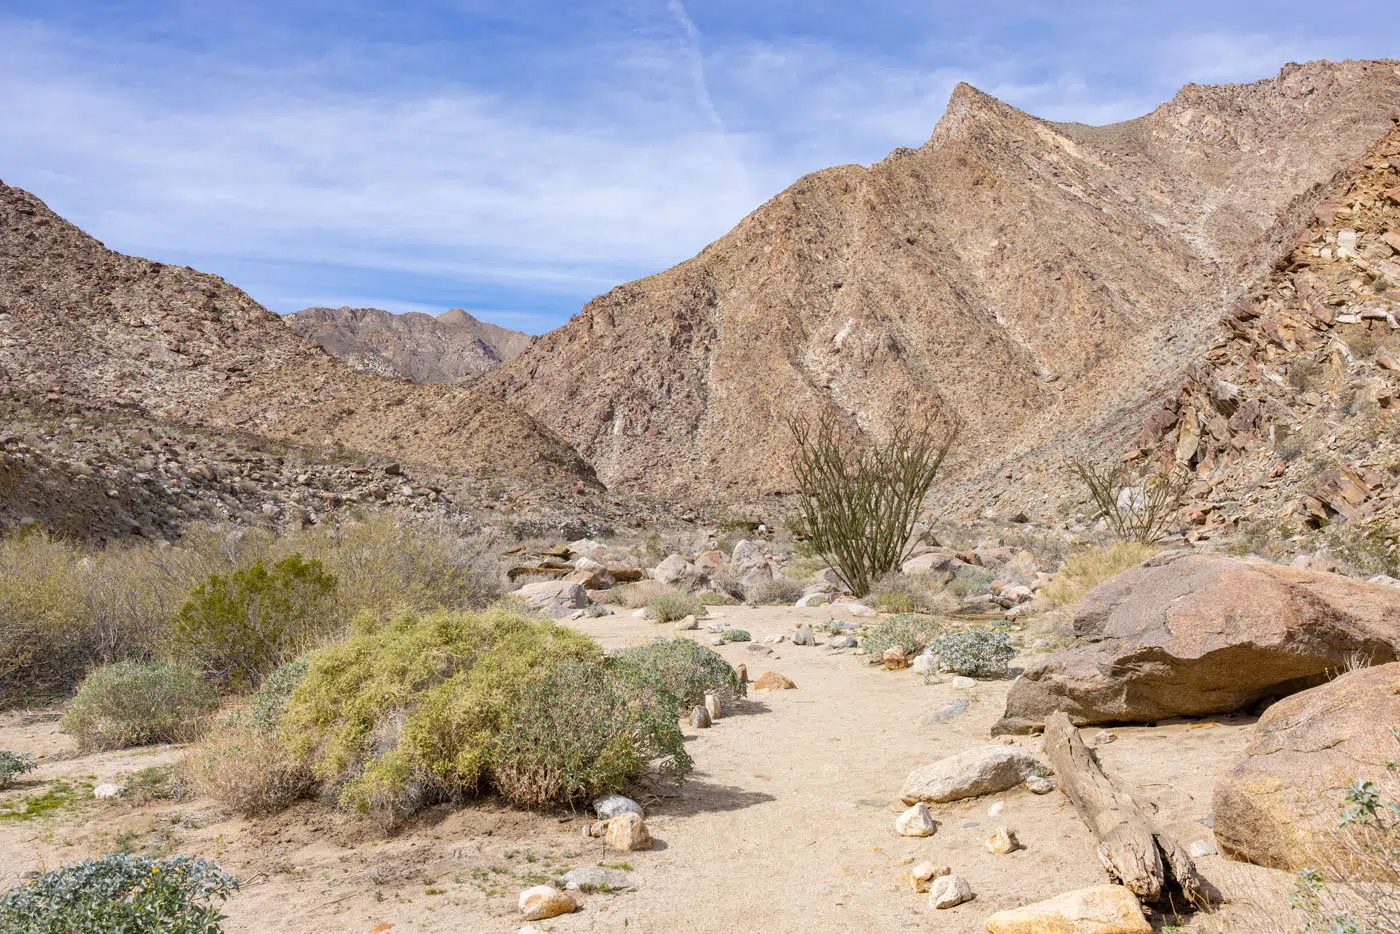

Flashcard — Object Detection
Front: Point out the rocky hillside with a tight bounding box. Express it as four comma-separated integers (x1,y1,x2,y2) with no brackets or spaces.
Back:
483,60,1400,508
0,182,604,537
285,306,531,383
1129,122,1400,546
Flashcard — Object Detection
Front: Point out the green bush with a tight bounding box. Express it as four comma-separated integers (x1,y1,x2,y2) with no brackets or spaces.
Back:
861,614,943,657
720,629,751,643
278,609,609,823
0,853,236,933
0,752,35,789
244,658,309,734
488,658,691,807
647,592,703,623
931,627,1016,677
61,662,219,752
171,555,336,690
611,639,746,706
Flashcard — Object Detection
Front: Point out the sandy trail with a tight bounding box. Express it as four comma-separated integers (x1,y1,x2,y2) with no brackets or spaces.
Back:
0,606,1286,932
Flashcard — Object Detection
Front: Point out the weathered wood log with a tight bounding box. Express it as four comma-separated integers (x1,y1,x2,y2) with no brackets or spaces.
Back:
1043,711,1205,905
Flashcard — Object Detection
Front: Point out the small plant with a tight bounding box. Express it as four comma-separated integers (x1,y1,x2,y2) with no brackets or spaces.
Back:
181,722,314,818
867,572,952,615
947,566,996,599
645,591,703,623
0,853,237,933
788,409,961,597
720,629,751,643
745,576,805,606
1043,541,1158,606
861,614,943,658
1070,460,1187,544
696,591,735,606
0,751,35,788
171,554,337,690
61,662,219,752
611,639,745,706
931,627,1016,677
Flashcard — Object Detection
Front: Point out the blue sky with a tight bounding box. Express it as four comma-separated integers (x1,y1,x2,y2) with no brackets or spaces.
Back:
0,2,1396,334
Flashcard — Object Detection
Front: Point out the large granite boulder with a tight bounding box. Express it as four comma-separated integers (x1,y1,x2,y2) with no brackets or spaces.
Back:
515,580,588,619
995,553,1400,734
1214,661,1400,877
731,539,774,589
653,553,702,589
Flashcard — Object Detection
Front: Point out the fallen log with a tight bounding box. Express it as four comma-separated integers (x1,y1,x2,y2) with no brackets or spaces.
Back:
1043,711,1206,906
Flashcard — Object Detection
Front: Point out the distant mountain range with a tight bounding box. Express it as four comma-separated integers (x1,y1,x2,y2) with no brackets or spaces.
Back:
285,306,532,383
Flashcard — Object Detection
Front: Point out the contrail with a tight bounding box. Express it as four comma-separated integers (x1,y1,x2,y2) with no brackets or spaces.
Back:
667,0,728,133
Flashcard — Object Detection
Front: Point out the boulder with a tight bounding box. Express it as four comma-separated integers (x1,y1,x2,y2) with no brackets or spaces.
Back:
704,692,723,720
894,802,937,837
901,551,956,578
568,538,607,560
731,539,773,588
594,794,644,821
904,860,950,893
689,705,712,729
795,593,829,608
900,746,1046,805
560,866,633,891
566,556,615,589
929,873,972,909
694,550,729,577
515,580,588,619
995,554,1400,734
984,885,1151,933
753,671,796,691
985,826,1019,854
882,646,909,670
519,885,578,921
653,553,701,589
1214,661,1400,877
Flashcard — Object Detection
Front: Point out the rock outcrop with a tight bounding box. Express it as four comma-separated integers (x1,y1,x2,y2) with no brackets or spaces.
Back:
996,553,1400,734
1214,661,1400,877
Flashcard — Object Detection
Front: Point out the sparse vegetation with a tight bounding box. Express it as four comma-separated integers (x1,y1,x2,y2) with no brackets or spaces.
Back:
611,639,746,705
946,566,996,598
0,853,237,934
866,572,953,614
788,408,961,597
720,629,751,643
745,576,805,605
647,591,704,622
1042,541,1158,606
0,752,35,789
61,661,219,752
171,555,337,691
1071,459,1187,544
930,626,1016,677
608,580,672,609
861,614,943,658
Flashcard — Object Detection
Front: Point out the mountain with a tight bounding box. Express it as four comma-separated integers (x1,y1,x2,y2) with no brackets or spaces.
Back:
1126,120,1400,540
0,181,599,538
285,306,532,383
481,60,1400,509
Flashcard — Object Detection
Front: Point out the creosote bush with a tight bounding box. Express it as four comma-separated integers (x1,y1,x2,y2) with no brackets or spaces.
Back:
61,662,219,752
171,555,336,690
646,591,703,622
930,627,1016,677
0,752,35,789
861,614,943,658
1043,541,1157,607
611,639,746,706
0,853,236,934
788,409,960,597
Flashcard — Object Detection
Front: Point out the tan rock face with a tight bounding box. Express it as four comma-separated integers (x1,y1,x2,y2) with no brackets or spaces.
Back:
1214,662,1400,877
882,647,909,670
518,885,578,921
753,671,796,692
996,553,1400,734
983,884,1151,933
481,61,1400,505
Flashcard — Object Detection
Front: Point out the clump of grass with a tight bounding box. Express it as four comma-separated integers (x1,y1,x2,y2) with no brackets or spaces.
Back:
61,662,219,752
1042,541,1158,606
745,577,805,606
647,591,703,622
861,614,943,657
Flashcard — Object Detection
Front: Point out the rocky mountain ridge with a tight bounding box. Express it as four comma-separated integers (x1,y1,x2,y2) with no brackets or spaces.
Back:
482,60,1400,514
285,305,531,383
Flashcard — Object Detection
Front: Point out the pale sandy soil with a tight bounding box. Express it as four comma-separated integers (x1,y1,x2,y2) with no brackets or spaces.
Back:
0,606,1291,933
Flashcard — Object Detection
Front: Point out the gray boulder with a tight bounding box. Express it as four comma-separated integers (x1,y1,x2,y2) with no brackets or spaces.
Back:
516,580,588,619
900,746,1046,805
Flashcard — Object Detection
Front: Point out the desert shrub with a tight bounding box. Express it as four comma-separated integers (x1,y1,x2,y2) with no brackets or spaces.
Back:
607,580,671,609
611,639,746,706
931,627,1016,677
244,658,309,734
1318,520,1400,578
705,570,746,600
278,609,607,822
720,629,751,643
61,662,219,752
947,565,996,598
0,853,236,933
745,576,805,605
0,532,96,706
181,719,315,817
171,555,337,690
866,572,950,614
488,658,691,807
1043,541,1157,606
0,752,35,789
647,591,703,622
697,591,735,606
788,409,961,597
861,614,943,657
1070,460,1187,544
275,516,500,620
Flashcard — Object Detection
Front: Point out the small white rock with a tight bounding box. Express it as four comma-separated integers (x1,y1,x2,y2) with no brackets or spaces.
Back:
92,783,125,800
1025,775,1056,795
1189,839,1218,858
987,801,1005,819
929,873,973,909
594,794,645,820
951,676,977,690
894,802,937,837
1093,730,1117,745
